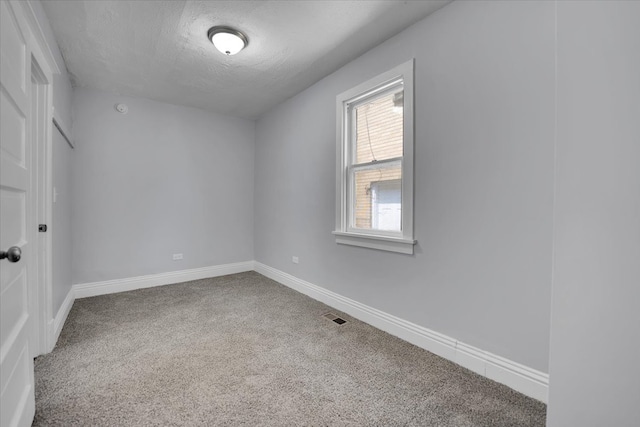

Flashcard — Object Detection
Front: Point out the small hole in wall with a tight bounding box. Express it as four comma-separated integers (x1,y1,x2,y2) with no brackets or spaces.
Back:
115,103,128,114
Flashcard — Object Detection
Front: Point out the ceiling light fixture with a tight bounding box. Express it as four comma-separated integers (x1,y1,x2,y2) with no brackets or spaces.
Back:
207,26,248,56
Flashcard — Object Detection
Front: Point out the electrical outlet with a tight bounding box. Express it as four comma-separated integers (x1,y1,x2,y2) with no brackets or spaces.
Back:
292,256,299,264
172,253,183,261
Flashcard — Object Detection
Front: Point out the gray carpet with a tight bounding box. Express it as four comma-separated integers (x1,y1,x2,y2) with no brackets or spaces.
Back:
34,272,546,426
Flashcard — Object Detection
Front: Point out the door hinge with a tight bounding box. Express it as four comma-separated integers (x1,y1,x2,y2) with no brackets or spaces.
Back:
39,224,47,232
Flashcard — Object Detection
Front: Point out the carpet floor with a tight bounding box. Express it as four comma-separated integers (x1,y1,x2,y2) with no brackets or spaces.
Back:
34,271,546,426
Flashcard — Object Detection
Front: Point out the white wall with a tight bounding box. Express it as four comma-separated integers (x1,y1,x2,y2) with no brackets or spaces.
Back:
71,88,255,284
254,0,555,373
547,1,640,425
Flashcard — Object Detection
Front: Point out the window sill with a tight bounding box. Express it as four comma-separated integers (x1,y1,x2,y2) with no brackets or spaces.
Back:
332,231,416,255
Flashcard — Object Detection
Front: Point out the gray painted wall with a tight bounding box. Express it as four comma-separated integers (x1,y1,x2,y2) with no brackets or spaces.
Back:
254,0,555,372
547,1,640,425
31,0,75,315
71,88,255,284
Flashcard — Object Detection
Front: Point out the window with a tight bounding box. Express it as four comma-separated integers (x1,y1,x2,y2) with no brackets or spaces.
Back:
333,60,416,254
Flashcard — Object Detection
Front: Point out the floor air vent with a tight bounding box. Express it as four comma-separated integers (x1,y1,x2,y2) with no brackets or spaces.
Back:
323,313,347,325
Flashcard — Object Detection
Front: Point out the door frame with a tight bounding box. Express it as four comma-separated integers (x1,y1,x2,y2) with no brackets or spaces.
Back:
29,56,53,356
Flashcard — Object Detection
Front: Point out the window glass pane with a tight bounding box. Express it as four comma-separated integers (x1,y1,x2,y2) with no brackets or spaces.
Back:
352,165,402,231
355,90,403,164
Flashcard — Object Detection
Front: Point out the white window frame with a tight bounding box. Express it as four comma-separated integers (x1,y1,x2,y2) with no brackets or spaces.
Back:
333,59,416,254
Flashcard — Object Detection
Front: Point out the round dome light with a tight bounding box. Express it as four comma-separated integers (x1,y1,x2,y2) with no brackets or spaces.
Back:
207,26,248,56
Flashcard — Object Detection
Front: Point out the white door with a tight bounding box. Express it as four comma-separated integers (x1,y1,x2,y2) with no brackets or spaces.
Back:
0,2,36,426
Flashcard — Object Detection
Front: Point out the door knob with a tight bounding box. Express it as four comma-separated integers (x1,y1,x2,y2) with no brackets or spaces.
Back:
0,246,21,262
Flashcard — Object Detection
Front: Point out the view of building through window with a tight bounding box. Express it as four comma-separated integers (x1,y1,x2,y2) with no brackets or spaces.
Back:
353,91,403,231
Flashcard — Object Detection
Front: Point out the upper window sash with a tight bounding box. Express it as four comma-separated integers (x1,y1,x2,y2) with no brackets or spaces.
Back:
346,83,404,166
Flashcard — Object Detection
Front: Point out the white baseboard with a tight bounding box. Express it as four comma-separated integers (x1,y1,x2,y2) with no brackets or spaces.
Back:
52,287,75,349
253,262,549,403
73,261,254,299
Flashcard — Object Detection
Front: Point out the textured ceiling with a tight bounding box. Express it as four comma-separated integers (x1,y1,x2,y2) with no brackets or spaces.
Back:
42,0,450,118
